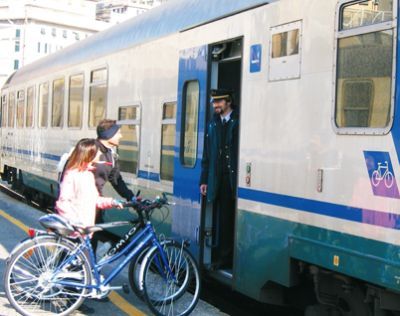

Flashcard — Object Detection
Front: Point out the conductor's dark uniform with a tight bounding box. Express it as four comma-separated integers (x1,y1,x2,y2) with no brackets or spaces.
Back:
200,90,238,267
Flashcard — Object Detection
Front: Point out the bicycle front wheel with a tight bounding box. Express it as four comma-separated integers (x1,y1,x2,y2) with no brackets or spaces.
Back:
141,242,201,316
4,237,91,316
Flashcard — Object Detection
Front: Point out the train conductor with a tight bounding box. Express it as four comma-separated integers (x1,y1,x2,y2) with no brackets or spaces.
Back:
200,88,239,268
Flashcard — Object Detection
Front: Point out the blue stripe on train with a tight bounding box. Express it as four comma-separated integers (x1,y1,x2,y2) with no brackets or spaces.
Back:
137,170,160,182
2,146,60,161
238,187,400,230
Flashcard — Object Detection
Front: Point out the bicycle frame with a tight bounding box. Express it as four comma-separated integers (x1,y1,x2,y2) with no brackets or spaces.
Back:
52,221,173,292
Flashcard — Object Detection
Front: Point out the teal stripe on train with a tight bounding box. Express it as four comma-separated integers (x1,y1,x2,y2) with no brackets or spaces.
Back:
235,209,400,301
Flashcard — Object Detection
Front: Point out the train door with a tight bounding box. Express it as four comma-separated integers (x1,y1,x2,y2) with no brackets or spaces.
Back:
203,38,242,277
173,45,208,260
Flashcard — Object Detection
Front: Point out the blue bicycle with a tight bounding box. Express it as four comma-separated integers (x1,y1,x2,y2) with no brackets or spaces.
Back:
4,195,201,316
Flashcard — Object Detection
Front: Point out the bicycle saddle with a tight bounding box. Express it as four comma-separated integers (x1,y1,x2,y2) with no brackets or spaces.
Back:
39,214,76,236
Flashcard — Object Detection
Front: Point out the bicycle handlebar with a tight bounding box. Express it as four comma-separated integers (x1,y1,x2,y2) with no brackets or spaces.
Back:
122,193,172,220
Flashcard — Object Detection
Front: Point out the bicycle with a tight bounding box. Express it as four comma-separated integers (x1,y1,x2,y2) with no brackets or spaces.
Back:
4,194,201,316
371,161,394,188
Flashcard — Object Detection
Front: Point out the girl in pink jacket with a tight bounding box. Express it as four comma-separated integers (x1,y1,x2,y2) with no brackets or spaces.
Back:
56,138,120,228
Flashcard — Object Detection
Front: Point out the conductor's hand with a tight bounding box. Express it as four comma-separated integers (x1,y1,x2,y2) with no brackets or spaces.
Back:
200,184,207,196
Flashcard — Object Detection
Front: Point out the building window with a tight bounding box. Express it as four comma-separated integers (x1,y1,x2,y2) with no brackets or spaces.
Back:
38,82,49,127
8,92,15,128
15,41,20,52
37,42,41,53
16,90,25,128
181,81,199,167
15,29,20,38
51,28,56,36
118,106,140,174
68,74,84,127
26,86,34,128
13,60,19,70
160,102,176,181
89,68,107,128
335,0,394,131
44,43,48,54
40,27,46,35
52,78,64,127
1,95,7,127
62,30,67,38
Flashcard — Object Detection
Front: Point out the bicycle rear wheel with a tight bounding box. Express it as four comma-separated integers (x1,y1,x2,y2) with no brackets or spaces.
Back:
141,242,201,316
4,237,91,316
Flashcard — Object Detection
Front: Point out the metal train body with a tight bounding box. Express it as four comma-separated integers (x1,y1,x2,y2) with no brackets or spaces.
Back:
1,0,400,313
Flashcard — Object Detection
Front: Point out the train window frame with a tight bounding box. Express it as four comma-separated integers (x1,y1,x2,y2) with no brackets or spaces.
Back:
1,94,7,128
269,20,302,81
180,80,200,168
26,86,35,128
16,89,25,128
68,73,84,129
332,0,397,134
160,101,176,182
8,91,15,128
118,104,141,176
88,67,108,128
38,82,49,128
51,77,65,128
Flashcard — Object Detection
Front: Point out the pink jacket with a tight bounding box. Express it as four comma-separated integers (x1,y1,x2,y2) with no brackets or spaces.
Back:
56,168,114,227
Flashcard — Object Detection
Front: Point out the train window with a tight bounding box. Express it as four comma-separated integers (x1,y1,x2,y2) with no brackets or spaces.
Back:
160,102,176,181
26,86,34,128
8,92,15,128
89,68,107,128
16,90,24,128
181,81,199,167
52,78,64,127
1,95,6,127
118,106,140,175
335,1,394,131
38,82,49,128
119,106,137,120
340,0,393,31
269,21,302,81
68,74,83,128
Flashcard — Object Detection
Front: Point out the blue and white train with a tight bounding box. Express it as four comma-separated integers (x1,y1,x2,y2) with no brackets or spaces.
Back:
1,0,399,314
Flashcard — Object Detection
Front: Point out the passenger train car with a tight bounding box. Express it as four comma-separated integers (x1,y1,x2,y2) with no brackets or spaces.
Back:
1,0,399,314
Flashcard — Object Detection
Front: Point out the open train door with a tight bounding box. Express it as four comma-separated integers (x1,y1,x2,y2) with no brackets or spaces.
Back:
173,45,208,261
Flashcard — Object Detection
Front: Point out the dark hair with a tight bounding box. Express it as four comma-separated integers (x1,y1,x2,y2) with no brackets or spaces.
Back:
65,138,98,171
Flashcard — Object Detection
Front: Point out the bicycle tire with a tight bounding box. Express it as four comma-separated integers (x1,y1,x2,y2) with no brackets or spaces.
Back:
141,241,201,316
128,239,175,300
128,245,149,299
4,236,92,316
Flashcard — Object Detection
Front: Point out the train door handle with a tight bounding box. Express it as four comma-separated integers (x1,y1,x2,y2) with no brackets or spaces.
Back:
195,226,200,245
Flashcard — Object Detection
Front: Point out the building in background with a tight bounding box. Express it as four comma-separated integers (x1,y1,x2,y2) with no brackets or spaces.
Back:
0,0,108,87
0,0,169,87
93,0,168,24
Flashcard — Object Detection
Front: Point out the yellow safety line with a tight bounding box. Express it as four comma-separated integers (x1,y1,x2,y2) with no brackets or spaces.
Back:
0,208,146,316
0,209,29,233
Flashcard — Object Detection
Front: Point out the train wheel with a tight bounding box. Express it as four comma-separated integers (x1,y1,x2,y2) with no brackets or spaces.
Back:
335,286,372,316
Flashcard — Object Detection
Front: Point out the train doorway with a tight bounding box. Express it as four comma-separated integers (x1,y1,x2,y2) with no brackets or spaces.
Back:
202,38,242,279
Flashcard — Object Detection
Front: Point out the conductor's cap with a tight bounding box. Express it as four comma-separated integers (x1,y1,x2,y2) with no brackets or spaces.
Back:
210,88,233,102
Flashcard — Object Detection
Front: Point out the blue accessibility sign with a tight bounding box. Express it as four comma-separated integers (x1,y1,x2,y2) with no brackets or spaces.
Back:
250,44,262,73
363,151,400,199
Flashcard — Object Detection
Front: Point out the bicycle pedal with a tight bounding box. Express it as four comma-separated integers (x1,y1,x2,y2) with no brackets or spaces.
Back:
122,283,130,294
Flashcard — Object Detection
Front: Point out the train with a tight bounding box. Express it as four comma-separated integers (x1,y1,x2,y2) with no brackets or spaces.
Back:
1,0,399,314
